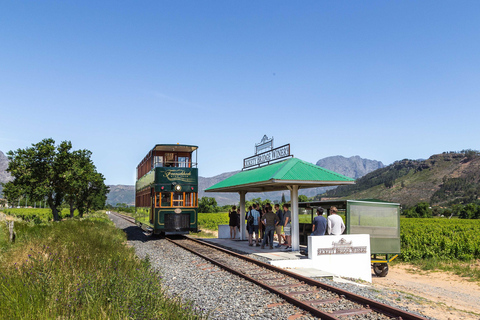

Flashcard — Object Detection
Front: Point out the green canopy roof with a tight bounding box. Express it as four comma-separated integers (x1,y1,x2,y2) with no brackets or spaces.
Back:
205,157,355,193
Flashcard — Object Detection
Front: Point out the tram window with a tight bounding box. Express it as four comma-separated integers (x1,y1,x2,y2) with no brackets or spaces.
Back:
161,193,171,207
155,193,160,207
165,153,174,167
178,156,189,168
154,156,163,168
185,192,197,206
173,192,184,206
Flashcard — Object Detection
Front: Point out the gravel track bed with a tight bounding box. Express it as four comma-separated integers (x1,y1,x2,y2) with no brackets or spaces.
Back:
109,214,316,320
109,214,430,320
176,239,406,319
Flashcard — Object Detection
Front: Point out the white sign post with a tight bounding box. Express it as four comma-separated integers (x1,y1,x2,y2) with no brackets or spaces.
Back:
270,234,372,282
309,234,372,282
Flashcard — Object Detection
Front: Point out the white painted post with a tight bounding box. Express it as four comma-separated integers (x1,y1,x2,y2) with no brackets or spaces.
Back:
290,185,300,251
239,191,247,240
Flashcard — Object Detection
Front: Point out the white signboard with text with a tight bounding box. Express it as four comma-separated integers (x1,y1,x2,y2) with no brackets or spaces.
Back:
309,234,371,282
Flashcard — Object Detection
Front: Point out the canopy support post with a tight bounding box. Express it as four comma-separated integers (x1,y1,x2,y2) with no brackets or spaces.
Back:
288,185,300,251
239,191,247,240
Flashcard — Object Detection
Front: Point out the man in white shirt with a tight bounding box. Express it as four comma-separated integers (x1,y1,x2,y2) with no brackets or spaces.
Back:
327,206,345,235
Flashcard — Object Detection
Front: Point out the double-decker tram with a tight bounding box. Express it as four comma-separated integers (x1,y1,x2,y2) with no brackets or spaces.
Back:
135,144,198,235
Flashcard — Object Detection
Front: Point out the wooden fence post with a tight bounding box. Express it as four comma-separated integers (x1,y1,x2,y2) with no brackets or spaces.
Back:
7,221,15,242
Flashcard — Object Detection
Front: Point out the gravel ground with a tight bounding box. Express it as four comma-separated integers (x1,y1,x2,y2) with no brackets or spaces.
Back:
110,214,314,320
109,214,433,320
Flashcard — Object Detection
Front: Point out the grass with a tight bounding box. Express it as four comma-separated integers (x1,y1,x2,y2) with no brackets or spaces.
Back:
1,208,79,223
0,211,207,320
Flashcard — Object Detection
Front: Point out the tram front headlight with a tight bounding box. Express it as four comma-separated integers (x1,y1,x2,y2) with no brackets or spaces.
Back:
174,185,182,192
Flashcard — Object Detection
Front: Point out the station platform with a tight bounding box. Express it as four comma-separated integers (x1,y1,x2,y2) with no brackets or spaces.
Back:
198,238,336,279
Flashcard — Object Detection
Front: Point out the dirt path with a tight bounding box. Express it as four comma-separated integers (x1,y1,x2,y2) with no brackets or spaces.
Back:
372,264,480,320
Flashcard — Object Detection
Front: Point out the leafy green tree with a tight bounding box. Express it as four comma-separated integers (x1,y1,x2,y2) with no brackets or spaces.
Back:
64,150,109,217
451,204,464,217
76,172,109,217
459,203,477,219
415,202,432,218
281,193,286,203
4,139,72,221
198,197,218,213
3,138,108,221
298,195,308,202
405,202,432,218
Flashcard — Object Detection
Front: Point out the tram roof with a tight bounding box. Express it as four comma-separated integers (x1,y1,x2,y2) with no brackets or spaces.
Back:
205,157,355,193
151,144,198,153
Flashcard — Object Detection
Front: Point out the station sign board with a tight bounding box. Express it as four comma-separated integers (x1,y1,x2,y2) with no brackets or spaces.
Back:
243,144,291,169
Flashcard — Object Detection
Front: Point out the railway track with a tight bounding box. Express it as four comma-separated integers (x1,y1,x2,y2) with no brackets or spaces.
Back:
168,237,426,320
109,211,136,224
110,211,426,320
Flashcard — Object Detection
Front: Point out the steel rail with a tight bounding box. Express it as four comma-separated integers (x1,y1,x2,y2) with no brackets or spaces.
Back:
109,211,136,224
111,212,426,320
168,237,341,320
182,236,427,320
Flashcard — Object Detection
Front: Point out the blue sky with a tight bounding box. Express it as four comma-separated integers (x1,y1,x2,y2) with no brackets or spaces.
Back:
1,1,479,185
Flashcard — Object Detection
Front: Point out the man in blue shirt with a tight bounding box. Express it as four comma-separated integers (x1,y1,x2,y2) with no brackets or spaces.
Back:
312,207,327,236
301,207,327,255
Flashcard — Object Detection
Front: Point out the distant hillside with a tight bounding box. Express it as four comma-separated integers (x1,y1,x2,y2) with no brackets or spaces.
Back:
0,151,12,197
323,151,480,207
106,185,135,206
316,155,384,179
199,155,384,206
2,150,384,207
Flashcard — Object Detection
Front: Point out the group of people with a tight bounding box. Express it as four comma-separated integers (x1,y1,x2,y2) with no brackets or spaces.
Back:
230,204,346,251
301,205,345,255
245,203,292,250
311,206,345,236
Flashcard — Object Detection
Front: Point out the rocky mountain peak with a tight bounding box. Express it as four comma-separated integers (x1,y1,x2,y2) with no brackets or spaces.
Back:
316,155,384,179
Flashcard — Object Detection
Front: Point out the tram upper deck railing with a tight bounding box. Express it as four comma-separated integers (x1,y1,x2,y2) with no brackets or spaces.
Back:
153,161,198,168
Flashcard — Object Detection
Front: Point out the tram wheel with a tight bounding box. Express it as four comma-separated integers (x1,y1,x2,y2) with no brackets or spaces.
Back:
373,263,389,277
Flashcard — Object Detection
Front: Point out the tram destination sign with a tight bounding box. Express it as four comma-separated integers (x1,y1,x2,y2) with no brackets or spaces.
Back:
243,144,291,169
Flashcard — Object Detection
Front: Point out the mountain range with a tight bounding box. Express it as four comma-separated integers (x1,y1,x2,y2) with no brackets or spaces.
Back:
323,150,480,207
4,148,479,208
107,155,384,206
0,152,384,205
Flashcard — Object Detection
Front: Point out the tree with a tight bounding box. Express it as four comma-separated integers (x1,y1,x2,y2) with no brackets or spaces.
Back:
415,202,432,218
4,139,72,221
3,138,108,221
281,193,286,204
459,203,477,219
405,202,432,218
198,197,218,213
75,172,109,217
64,150,109,217
298,195,308,202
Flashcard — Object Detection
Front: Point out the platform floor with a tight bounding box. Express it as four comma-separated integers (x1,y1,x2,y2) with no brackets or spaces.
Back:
199,238,336,279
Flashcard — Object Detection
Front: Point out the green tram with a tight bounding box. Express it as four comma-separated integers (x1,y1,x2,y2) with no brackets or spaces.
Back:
135,144,198,235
